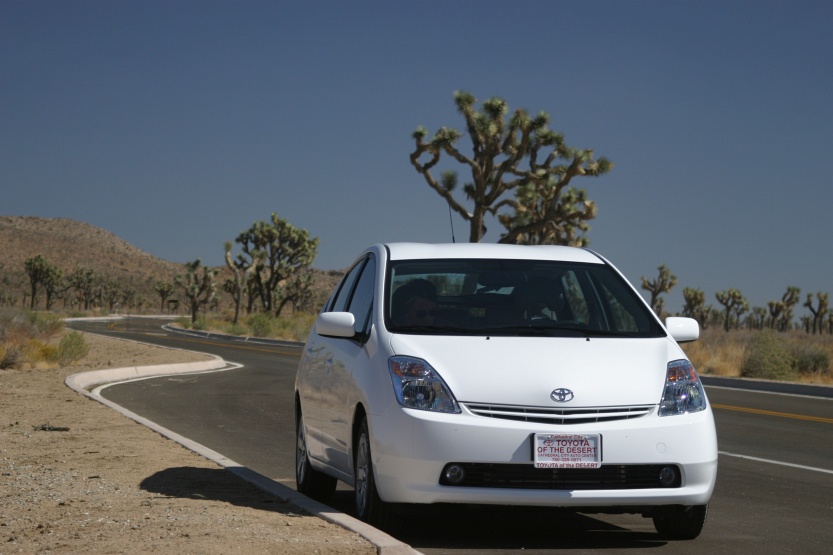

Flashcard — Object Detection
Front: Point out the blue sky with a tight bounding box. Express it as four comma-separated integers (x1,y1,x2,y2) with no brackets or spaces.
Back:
3,1,832,317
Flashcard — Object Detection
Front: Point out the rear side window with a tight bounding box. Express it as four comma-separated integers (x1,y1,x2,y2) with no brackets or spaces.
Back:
325,255,377,337
329,259,365,313
348,257,376,334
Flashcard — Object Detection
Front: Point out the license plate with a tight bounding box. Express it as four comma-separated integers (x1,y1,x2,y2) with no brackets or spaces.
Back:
533,433,602,469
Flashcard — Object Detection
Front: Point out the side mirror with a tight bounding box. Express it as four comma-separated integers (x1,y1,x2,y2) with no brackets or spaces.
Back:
315,312,356,338
665,317,699,343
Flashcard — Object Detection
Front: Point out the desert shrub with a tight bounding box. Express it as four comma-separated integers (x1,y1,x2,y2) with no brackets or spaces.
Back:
23,339,58,365
224,322,248,336
1,308,57,368
789,343,830,375
0,344,19,369
29,312,63,337
247,312,275,338
740,330,798,381
58,331,89,365
174,316,192,329
273,313,316,341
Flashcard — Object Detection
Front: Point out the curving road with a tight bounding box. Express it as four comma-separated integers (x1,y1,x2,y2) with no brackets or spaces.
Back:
69,318,833,555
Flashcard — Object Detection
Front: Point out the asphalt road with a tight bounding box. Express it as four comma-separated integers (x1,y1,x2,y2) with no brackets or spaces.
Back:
69,318,833,555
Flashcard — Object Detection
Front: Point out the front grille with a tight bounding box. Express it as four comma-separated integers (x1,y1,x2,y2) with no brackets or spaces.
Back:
439,463,681,490
462,402,655,425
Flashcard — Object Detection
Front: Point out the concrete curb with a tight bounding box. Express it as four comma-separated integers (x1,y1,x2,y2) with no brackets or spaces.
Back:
64,335,421,555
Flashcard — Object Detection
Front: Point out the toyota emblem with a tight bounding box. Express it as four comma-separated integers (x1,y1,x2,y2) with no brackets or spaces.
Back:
550,388,574,402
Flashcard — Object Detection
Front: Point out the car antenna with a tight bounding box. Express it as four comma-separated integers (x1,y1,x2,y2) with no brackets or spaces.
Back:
448,203,456,243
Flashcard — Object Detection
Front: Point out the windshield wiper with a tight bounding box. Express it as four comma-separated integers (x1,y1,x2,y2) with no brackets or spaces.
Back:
393,325,468,335
481,324,632,338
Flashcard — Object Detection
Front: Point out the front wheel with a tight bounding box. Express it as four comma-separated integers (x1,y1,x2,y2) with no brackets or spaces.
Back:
354,417,391,526
652,504,708,540
295,411,336,501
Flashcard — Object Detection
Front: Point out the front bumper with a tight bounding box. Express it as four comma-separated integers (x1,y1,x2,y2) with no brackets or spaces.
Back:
369,403,717,507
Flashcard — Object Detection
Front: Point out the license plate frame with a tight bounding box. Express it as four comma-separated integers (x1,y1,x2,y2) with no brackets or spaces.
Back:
532,433,602,469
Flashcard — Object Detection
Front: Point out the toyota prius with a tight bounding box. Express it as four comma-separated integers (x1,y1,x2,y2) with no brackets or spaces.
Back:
294,243,717,539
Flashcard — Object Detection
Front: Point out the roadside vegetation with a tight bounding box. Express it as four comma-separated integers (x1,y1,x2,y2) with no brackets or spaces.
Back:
174,311,316,343
682,328,833,385
0,307,88,370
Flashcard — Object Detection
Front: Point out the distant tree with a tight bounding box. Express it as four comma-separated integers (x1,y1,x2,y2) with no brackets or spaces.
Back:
731,296,749,330
68,267,99,311
748,306,767,330
803,292,829,335
224,241,256,324
122,287,139,311
24,255,57,309
641,265,677,316
41,265,65,311
102,279,123,312
154,281,175,313
409,91,612,244
682,287,712,329
233,213,318,315
715,289,747,332
768,286,800,331
175,259,218,324
276,271,314,315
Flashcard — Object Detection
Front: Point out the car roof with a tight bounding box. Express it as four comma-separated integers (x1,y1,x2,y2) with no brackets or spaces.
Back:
379,242,605,264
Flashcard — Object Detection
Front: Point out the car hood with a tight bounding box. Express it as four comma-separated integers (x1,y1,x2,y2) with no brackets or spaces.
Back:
389,334,684,407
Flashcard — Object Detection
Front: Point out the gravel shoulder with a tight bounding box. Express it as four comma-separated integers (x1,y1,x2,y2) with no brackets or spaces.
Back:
1,331,376,554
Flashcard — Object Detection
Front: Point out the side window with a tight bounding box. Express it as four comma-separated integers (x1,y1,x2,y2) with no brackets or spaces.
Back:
329,258,366,313
347,257,376,334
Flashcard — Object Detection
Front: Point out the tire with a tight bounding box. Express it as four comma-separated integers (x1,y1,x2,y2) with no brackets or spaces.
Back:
295,411,336,501
354,417,391,526
652,504,708,540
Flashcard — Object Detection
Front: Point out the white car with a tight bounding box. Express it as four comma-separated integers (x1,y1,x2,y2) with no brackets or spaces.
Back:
294,243,717,539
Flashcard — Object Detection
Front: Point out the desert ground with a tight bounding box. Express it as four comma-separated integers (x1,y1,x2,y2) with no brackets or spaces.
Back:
0,331,376,554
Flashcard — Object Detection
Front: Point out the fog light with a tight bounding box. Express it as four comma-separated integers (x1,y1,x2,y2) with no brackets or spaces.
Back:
443,464,465,485
659,466,678,487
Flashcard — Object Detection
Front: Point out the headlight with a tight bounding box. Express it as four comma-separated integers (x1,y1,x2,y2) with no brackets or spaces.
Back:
388,356,460,413
658,359,707,416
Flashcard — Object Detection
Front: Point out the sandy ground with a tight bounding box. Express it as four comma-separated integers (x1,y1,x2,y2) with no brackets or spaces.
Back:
0,332,375,554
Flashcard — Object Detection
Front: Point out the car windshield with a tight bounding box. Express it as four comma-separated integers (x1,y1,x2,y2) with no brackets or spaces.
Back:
385,258,665,338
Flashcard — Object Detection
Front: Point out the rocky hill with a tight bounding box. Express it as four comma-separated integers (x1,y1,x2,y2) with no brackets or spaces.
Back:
1,216,183,280
0,216,185,309
0,216,342,313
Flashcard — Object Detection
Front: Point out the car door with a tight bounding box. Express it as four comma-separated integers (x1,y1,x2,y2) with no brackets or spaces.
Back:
318,255,376,473
302,258,365,465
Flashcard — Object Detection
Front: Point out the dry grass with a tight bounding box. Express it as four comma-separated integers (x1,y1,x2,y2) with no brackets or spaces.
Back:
682,328,833,385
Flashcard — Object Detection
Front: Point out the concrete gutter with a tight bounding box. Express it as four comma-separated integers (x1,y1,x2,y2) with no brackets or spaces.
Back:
64,333,421,555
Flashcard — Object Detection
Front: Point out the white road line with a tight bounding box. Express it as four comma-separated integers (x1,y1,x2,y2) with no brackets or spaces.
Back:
719,451,833,475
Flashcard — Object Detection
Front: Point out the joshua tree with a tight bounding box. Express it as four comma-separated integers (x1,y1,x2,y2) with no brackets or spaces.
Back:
154,281,175,313
224,241,257,324
641,265,677,316
768,287,800,331
68,267,99,311
175,259,218,324
24,255,59,309
715,289,747,332
682,287,711,329
410,90,612,244
803,292,829,335
233,213,318,315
